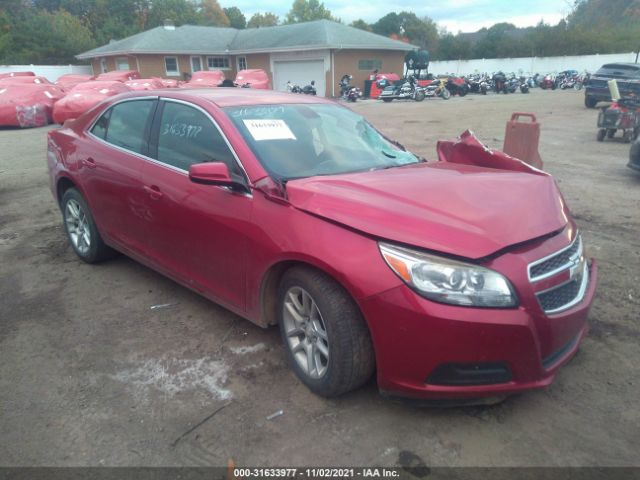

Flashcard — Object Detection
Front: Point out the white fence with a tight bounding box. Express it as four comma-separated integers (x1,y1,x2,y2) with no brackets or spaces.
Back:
0,64,93,82
428,52,639,76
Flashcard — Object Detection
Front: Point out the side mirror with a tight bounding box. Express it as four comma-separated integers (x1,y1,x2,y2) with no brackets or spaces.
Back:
189,162,247,192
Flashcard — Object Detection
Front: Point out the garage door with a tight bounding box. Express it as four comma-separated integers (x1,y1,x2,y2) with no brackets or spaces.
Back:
273,60,326,97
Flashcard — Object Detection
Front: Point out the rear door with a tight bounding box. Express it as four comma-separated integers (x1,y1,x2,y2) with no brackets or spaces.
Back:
139,98,252,310
80,98,157,255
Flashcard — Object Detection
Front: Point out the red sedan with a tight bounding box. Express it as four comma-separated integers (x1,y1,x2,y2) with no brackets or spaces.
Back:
46,89,597,401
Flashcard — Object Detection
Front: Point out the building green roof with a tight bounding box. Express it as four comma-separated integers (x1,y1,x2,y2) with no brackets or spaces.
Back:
77,20,416,59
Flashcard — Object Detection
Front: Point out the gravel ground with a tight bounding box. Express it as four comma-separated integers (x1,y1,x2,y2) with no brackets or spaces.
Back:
0,88,639,467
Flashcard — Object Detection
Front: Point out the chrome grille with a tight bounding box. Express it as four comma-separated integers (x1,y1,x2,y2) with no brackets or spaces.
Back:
536,263,589,314
529,235,582,282
529,234,590,314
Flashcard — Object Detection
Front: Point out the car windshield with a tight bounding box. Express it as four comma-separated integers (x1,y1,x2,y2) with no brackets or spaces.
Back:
225,104,419,180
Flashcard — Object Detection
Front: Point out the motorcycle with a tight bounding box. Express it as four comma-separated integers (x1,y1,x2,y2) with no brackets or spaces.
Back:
379,76,425,102
493,72,508,94
540,74,556,90
424,77,451,100
339,74,362,102
287,80,316,95
446,76,469,97
519,76,530,94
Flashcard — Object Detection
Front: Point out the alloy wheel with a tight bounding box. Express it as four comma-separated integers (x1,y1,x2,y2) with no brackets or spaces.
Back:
282,286,330,379
65,198,91,255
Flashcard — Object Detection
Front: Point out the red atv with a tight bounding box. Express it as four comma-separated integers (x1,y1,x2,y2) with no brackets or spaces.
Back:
596,96,640,143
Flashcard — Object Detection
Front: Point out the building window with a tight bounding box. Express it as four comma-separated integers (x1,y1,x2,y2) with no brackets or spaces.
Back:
207,57,230,69
165,56,180,76
100,58,108,73
358,59,382,71
115,57,129,71
237,56,247,71
191,56,203,72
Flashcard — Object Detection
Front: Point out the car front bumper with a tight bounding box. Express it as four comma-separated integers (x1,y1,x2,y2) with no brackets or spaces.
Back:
359,261,598,400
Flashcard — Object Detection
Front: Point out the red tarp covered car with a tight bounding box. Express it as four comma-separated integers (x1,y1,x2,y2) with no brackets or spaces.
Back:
124,78,166,91
55,74,95,90
96,70,141,82
0,75,53,86
181,70,225,88
0,71,35,79
52,81,131,124
155,78,179,88
0,83,65,127
234,69,271,89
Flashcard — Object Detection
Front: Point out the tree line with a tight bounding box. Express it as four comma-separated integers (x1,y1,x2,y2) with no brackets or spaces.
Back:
0,0,638,65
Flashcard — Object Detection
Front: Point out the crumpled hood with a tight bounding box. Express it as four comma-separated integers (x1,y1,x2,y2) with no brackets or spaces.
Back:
285,161,568,259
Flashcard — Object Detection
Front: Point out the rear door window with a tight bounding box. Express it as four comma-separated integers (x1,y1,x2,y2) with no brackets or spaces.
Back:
95,100,156,155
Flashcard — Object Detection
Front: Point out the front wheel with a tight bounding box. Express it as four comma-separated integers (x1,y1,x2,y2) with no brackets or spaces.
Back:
597,129,606,142
278,267,375,397
414,90,425,102
61,188,114,263
441,88,451,100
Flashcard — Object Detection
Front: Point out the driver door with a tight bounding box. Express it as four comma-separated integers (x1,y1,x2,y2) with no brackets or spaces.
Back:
139,99,252,310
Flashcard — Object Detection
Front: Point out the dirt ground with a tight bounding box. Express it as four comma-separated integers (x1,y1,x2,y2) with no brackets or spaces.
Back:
1,89,639,468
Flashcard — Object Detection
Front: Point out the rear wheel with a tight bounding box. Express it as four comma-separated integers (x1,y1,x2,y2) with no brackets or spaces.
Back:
623,130,633,143
441,88,451,100
585,95,598,108
278,266,375,397
596,129,606,142
382,98,392,103
61,188,114,263
414,90,425,102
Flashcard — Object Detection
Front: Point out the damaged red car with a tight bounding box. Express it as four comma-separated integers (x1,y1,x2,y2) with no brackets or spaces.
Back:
47,89,597,402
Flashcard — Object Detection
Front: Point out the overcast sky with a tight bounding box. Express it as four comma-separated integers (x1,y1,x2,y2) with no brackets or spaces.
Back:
231,0,573,33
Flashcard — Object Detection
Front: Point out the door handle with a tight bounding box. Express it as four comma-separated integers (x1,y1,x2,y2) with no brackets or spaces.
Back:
81,157,96,169
143,185,163,200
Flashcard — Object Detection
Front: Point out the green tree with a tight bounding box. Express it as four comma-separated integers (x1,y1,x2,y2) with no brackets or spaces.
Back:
372,12,401,36
7,8,95,64
350,19,371,31
247,12,279,28
200,0,230,26
399,12,438,49
223,6,246,29
146,0,199,28
285,0,337,24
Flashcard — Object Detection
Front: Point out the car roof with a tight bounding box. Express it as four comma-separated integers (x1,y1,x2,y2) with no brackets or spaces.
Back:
122,88,338,108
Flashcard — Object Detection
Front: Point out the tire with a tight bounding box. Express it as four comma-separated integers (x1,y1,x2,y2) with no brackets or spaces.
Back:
597,129,606,142
61,188,114,263
278,266,375,397
441,88,451,100
607,129,616,139
458,88,467,97
585,95,598,108
623,130,633,143
631,139,640,165
414,90,425,102
382,98,392,103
